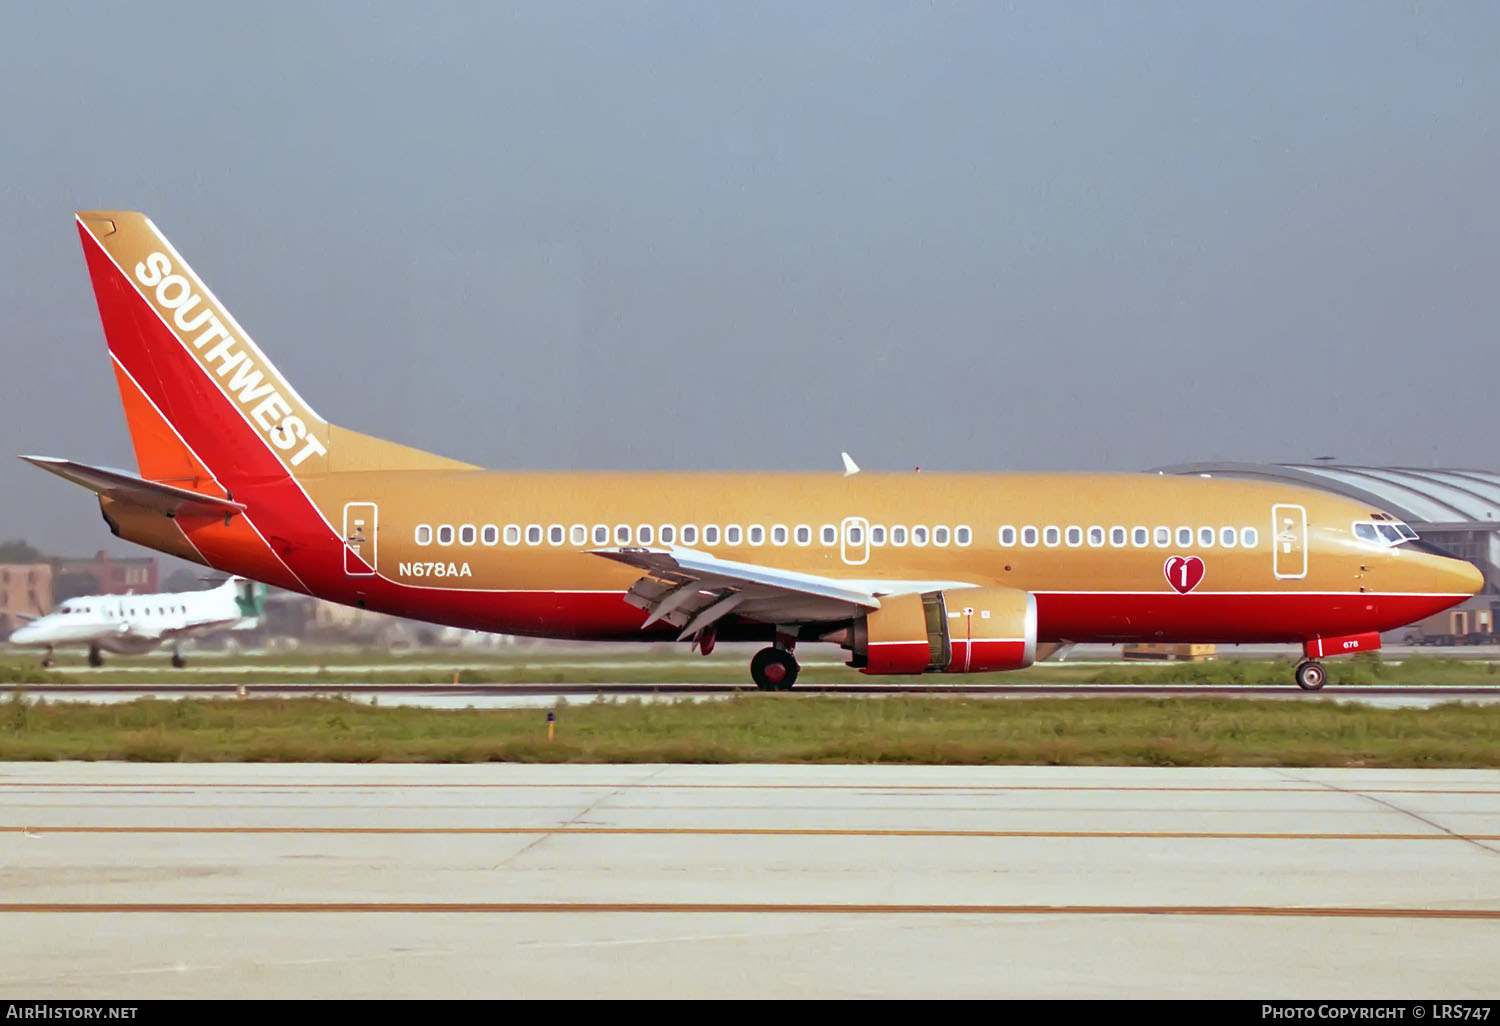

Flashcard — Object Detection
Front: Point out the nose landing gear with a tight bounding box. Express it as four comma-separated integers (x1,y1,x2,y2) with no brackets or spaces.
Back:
1294,660,1327,691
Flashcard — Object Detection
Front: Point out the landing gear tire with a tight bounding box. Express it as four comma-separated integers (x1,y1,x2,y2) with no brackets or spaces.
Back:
41,650,54,670
87,645,103,668
751,647,799,691
171,650,186,669
1295,660,1327,691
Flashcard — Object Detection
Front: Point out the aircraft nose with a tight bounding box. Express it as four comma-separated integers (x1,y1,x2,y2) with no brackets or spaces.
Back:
8,623,38,644
1452,557,1486,597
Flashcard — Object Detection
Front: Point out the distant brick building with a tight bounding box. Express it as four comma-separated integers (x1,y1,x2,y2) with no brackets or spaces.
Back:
50,551,158,601
0,563,54,639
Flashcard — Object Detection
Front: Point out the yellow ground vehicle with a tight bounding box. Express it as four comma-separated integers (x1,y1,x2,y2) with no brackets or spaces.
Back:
1121,643,1218,661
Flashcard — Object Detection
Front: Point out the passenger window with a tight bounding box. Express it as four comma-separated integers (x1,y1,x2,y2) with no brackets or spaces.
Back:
1241,527,1258,548
1220,527,1237,548
548,525,564,545
821,525,837,545
890,525,907,546
956,526,972,546
772,525,788,545
526,525,542,545
415,524,432,545
1000,525,1017,546
848,525,864,545
703,525,720,545
795,525,812,546
1021,526,1037,547
725,525,742,545
912,526,929,547
504,525,521,545
933,526,949,546
571,525,587,545
1174,527,1192,547
749,525,765,545
660,525,676,544
458,524,476,545
1198,527,1214,547
593,525,610,545
1065,526,1082,547
1043,526,1060,547
638,525,654,545
481,525,499,546
682,525,698,545
1110,526,1127,547
616,525,632,545
1088,526,1105,547
1132,527,1149,547
437,525,454,546
1154,527,1170,547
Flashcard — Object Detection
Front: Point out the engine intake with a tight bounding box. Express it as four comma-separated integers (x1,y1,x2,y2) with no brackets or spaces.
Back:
849,586,1037,674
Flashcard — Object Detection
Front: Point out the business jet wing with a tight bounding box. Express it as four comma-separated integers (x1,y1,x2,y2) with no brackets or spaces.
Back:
591,547,881,640
160,616,244,639
18,457,246,518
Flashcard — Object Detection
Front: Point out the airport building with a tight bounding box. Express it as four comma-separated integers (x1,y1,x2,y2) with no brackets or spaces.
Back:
0,563,54,638
1160,463,1500,641
51,550,158,598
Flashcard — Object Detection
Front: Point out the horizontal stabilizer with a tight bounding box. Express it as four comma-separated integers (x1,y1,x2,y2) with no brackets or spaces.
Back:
18,456,246,518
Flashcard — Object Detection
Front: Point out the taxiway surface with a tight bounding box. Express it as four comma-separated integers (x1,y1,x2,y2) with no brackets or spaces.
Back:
2,763,1499,998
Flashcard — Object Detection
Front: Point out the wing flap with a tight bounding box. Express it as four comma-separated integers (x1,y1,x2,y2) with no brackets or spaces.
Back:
19,456,246,518
596,547,882,634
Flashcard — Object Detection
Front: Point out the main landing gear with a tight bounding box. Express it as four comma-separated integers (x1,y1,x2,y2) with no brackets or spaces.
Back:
1294,660,1327,691
171,647,186,669
87,644,103,668
750,639,800,691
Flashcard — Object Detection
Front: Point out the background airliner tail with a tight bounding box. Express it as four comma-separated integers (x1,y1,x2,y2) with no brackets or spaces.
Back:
74,211,474,497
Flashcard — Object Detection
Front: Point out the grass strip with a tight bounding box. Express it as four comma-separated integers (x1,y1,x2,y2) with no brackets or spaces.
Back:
5,692,1500,766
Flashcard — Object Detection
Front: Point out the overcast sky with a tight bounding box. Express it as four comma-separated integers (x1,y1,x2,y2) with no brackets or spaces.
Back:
2,1,1497,558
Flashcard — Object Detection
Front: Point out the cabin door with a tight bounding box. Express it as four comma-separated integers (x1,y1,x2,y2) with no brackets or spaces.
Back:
1271,503,1307,580
343,502,378,576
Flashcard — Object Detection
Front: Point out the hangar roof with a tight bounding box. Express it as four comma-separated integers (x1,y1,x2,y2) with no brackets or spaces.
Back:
1155,463,1500,527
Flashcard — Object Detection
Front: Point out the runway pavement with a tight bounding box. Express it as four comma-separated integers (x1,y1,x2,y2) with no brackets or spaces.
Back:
2,763,1499,998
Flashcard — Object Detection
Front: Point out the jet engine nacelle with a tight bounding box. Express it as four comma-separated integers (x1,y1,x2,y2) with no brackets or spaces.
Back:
849,586,1037,675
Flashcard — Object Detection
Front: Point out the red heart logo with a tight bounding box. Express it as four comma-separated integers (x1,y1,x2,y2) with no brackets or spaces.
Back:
1164,555,1205,594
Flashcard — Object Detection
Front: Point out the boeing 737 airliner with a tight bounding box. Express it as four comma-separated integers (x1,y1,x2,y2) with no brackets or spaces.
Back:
19,212,1483,690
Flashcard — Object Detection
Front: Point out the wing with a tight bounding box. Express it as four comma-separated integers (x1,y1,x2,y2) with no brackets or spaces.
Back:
161,617,243,639
18,456,246,518
592,547,882,640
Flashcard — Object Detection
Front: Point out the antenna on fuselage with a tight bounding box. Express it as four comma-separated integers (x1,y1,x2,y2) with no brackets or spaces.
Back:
841,452,860,477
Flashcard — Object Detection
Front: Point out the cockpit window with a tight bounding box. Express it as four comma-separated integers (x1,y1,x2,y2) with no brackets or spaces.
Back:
1353,517,1419,547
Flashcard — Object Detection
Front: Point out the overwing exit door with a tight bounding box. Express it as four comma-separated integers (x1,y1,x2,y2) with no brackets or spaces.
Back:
841,517,870,566
343,502,377,576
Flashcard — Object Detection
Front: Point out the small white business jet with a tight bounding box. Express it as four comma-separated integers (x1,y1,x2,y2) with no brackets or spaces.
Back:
7,576,264,667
